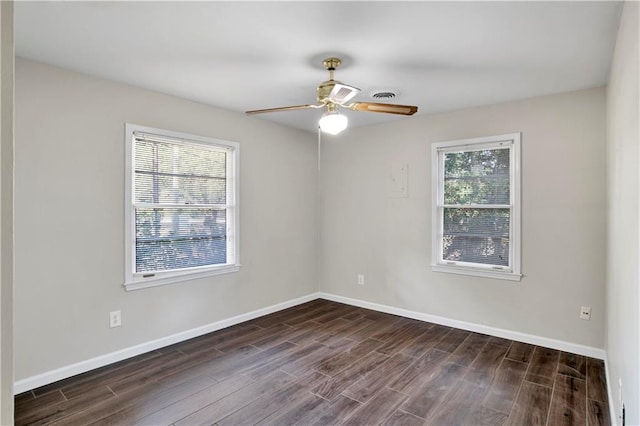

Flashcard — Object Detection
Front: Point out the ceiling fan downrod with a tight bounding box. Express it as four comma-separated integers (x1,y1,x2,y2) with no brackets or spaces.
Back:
323,57,341,80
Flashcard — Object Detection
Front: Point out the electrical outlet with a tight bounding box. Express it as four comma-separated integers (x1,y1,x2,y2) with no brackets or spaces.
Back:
579,306,591,320
110,310,122,328
357,274,365,285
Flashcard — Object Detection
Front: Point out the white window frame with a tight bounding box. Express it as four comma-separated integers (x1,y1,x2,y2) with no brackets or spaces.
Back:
124,123,240,291
431,133,521,281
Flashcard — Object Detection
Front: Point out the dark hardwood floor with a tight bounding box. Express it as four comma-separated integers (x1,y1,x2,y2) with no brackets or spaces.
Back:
14,299,611,425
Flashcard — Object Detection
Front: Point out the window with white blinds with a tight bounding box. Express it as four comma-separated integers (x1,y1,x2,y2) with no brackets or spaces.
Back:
125,124,239,290
432,133,521,281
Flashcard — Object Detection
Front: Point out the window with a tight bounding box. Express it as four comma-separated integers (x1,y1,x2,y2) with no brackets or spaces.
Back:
125,124,239,290
432,133,521,281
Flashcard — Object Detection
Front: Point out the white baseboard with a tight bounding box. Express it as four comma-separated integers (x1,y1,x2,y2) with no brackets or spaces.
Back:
604,354,619,426
318,292,607,360
16,290,608,396
13,292,321,395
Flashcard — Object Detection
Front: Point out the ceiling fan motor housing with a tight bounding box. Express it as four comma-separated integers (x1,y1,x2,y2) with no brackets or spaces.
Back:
317,80,340,103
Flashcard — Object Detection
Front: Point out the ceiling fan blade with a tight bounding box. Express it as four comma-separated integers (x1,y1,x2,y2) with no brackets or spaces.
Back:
349,102,418,116
245,104,322,115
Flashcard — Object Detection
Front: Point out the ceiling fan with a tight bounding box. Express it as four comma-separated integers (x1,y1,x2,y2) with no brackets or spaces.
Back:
245,58,418,135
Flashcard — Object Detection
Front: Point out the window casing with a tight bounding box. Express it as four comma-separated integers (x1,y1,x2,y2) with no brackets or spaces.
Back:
125,124,240,290
432,133,521,281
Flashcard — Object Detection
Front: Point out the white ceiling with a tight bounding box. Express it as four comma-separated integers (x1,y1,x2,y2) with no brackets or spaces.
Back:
15,1,623,133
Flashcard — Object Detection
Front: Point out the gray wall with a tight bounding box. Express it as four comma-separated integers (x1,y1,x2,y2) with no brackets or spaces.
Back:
319,87,607,349
14,58,318,381
606,1,639,424
14,55,617,395
1,1,14,423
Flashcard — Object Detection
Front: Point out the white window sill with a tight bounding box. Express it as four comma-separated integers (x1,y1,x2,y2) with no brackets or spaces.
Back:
124,264,241,291
432,264,522,282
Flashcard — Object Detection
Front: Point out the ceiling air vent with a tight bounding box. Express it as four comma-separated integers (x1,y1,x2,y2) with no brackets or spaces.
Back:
371,90,397,100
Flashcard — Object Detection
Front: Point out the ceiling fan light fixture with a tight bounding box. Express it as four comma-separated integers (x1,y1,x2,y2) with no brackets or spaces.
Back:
319,109,348,135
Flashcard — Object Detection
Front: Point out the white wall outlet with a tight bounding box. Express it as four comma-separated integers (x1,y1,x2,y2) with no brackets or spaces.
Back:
110,310,122,328
357,274,365,285
579,306,591,320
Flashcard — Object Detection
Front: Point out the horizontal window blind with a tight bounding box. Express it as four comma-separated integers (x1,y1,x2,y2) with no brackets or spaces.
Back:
135,208,227,272
440,146,512,268
134,136,227,205
442,207,510,266
133,133,229,274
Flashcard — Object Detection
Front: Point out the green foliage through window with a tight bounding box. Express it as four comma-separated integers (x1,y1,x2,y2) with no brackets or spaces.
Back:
444,148,510,205
438,146,513,268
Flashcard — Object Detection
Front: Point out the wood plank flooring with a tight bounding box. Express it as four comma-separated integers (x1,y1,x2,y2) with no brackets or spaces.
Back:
14,299,611,425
